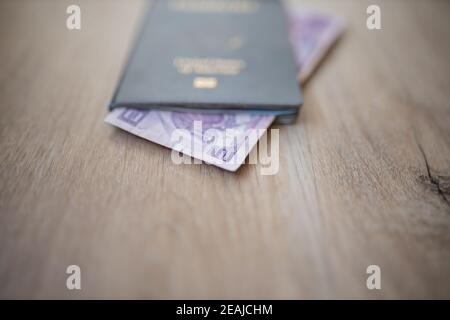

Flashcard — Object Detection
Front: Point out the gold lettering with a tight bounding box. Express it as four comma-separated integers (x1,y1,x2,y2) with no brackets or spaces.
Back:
193,77,218,89
174,57,246,76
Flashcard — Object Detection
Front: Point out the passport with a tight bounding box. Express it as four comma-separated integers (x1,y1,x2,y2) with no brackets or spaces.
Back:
110,0,303,117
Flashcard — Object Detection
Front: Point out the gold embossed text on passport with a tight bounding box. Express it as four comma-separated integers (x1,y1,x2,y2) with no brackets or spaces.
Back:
174,58,246,76
193,77,218,89
168,0,260,13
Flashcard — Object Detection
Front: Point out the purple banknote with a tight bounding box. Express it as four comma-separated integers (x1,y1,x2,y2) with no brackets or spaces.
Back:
106,108,273,171
289,9,345,83
105,9,345,171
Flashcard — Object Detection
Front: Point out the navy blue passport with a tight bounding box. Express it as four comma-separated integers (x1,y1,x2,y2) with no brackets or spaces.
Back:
110,0,303,117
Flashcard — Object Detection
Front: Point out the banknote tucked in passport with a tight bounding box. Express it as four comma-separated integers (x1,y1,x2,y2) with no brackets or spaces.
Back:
110,0,303,120
106,4,345,171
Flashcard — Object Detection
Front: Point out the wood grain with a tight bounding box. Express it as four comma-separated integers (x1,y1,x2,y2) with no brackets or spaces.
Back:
0,0,449,299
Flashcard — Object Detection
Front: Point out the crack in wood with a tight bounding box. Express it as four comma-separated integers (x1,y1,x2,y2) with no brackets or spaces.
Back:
417,144,450,211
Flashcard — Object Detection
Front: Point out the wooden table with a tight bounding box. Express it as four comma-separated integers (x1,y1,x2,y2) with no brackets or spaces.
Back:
0,0,449,299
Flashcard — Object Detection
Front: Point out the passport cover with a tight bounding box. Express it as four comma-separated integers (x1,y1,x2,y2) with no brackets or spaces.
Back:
110,0,303,114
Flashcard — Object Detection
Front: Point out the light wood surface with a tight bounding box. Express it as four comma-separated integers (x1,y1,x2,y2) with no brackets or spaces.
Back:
0,0,449,299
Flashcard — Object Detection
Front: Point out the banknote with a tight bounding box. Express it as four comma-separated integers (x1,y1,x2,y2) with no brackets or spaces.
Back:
105,10,344,171
105,109,273,171
289,9,345,83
